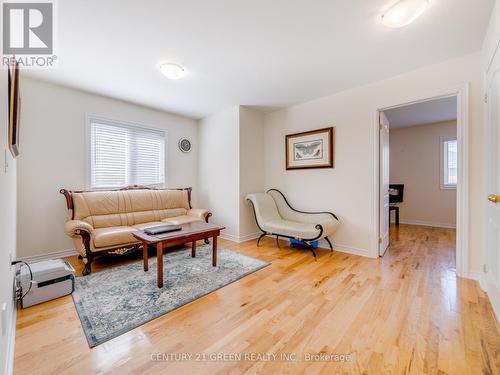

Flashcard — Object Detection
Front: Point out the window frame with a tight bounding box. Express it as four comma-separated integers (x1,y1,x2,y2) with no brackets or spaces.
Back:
85,114,168,191
440,136,457,190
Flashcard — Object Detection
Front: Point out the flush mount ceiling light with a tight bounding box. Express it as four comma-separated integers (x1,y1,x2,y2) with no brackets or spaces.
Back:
159,62,187,80
381,0,429,28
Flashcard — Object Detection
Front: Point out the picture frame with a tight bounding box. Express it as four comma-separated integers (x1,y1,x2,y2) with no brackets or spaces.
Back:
8,58,20,157
285,127,334,170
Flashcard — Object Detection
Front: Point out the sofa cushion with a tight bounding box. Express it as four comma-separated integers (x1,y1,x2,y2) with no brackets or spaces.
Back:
93,226,138,248
261,219,323,240
71,189,190,228
162,215,203,225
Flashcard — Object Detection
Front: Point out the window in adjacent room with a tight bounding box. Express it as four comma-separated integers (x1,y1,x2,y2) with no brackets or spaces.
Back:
88,116,166,189
440,137,457,189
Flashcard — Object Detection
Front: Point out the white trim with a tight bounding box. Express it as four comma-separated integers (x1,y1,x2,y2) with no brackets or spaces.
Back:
398,219,456,229
456,84,470,279
220,232,262,243
372,84,470,278
222,234,370,257
478,270,487,291
84,113,169,191
220,232,241,243
468,271,482,281
238,232,262,242
323,242,370,257
19,249,78,262
484,273,500,323
5,307,16,375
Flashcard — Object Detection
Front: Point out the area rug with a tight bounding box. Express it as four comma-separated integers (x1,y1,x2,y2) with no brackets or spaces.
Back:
72,245,270,347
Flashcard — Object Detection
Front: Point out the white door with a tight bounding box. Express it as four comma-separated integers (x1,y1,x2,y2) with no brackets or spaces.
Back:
379,111,390,256
485,48,500,320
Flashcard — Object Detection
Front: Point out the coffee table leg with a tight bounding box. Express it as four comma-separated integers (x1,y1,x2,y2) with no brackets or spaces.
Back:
212,236,217,267
192,241,196,258
157,241,163,288
143,241,148,271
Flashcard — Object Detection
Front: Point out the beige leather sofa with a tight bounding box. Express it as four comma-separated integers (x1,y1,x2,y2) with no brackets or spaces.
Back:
246,189,339,258
61,187,211,275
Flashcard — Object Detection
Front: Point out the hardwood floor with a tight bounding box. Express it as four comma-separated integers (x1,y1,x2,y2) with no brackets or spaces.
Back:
13,225,500,374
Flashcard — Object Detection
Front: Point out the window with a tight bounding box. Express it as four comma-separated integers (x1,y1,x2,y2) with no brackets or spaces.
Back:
88,117,166,189
441,137,457,189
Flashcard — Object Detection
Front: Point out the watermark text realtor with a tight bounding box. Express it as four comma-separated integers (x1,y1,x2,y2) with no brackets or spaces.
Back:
1,1,57,68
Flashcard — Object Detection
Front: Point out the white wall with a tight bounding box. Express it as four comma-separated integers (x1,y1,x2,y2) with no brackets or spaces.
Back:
264,52,484,275
0,70,17,374
239,107,265,240
390,121,457,228
17,78,198,258
198,105,265,242
482,0,500,72
198,106,240,240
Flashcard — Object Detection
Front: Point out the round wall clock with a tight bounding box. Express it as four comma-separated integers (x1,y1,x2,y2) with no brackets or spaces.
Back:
178,138,192,153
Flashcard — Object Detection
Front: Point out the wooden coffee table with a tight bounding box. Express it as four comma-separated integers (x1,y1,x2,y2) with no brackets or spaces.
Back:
133,222,225,288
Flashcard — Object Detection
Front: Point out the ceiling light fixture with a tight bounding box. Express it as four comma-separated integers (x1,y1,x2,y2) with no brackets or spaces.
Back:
159,62,187,80
381,0,429,28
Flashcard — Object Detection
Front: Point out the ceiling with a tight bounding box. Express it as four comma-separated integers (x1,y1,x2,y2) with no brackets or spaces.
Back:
384,96,457,128
24,0,494,119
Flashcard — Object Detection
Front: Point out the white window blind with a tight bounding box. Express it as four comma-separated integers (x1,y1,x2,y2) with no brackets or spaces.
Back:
441,138,457,189
89,118,165,189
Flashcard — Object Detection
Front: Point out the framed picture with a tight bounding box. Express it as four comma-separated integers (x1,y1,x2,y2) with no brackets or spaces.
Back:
285,127,334,170
8,58,20,157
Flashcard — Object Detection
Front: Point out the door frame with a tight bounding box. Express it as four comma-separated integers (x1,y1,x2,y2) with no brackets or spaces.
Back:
371,84,469,278
481,41,500,312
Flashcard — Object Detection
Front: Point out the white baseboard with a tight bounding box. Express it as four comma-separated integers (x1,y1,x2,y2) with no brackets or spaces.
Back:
5,306,16,375
220,232,261,244
468,271,500,323
220,232,240,243
398,219,456,229
238,232,261,242
468,271,482,281
222,233,370,258
3,264,17,375
484,274,500,323
327,242,370,257
19,248,78,262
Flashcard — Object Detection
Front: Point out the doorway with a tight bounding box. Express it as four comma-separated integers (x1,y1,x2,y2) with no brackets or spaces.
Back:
374,86,469,277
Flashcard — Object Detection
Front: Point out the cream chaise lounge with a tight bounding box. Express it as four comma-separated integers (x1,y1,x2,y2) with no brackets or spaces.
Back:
246,189,339,258
61,187,211,275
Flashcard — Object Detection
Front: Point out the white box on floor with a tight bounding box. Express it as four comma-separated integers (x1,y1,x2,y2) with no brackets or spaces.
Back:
18,259,75,308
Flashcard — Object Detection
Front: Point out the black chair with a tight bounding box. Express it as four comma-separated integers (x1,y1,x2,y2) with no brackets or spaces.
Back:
389,184,404,226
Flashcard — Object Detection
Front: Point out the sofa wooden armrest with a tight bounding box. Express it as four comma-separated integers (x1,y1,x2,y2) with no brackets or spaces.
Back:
64,220,94,237
187,208,212,222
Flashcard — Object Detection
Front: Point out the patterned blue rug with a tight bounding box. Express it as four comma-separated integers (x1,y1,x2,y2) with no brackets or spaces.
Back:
72,245,270,347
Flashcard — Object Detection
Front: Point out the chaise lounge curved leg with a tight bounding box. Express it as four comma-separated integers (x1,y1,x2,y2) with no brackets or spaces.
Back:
256,233,266,247
276,235,280,248
304,241,317,260
325,237,334,253
310,248,317,259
